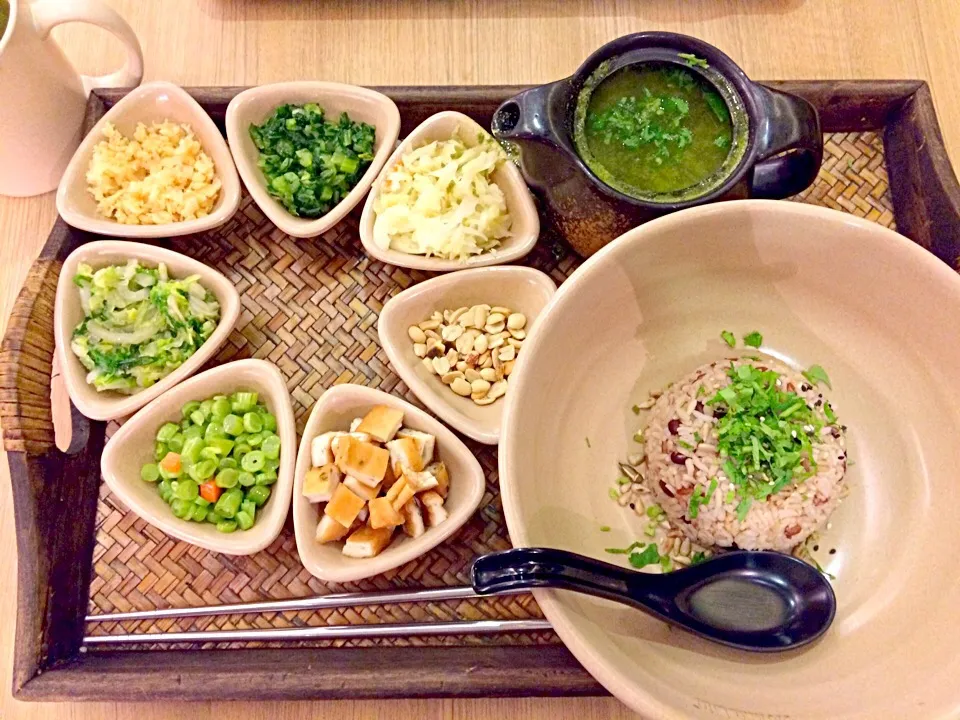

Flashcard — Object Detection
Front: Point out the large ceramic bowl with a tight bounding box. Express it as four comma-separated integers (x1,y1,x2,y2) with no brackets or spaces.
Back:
500,200,960,719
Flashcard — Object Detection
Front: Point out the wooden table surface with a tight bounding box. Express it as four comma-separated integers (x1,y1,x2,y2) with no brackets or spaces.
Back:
2,1,958,718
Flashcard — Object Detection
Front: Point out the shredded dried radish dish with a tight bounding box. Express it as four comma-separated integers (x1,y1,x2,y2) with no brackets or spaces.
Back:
372,129,512,260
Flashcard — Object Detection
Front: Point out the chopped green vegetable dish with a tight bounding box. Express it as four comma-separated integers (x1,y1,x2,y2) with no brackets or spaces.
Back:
707,362,837,519
71,260,220,393
249,103,376,218
141,391,280,532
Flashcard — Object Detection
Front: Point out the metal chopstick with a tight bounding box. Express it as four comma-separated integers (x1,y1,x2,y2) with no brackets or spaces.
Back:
86,585,520,624
83,618,552,645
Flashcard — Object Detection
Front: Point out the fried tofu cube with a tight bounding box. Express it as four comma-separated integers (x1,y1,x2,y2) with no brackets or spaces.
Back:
384,476,416,511
425,461,449,498
386,436,424,475
368,496,404,529
331,431,372,456
311,432,342,467
402,498,425,538
334,436,389,487
342,525,394,558
315,514,350,544
303,464,341,503
403,467,439,493
392,483,415,512
342,475,381,501
397,428,436,467
420,490,448,527
381,461,399,492
323,484,366,528
356,405,405,443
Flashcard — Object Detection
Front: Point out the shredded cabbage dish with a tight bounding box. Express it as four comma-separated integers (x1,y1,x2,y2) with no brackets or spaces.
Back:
71,260,221,393
372,128,512,260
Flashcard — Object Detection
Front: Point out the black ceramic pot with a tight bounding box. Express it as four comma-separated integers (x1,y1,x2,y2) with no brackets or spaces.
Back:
492,32,823,257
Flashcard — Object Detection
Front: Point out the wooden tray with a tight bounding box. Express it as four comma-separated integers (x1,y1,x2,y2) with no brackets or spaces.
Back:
3,82,959,702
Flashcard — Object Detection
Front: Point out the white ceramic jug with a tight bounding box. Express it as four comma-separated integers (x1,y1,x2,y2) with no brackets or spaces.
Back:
0,0,143,197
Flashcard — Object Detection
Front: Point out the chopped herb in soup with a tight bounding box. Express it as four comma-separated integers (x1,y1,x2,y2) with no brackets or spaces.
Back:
578,62,734,196
0,0,9,36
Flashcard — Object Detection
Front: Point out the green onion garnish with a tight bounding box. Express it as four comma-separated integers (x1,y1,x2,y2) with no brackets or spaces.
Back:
720,330,736,347
605,541,645,555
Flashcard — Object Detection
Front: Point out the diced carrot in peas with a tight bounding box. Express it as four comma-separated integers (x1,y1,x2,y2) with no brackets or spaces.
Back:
199,480,222,503
160,452,181,474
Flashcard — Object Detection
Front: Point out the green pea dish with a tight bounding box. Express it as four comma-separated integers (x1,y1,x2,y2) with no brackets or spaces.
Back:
140,390,280,533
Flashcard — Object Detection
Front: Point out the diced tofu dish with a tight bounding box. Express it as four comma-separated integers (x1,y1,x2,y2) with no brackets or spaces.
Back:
302,405,451,558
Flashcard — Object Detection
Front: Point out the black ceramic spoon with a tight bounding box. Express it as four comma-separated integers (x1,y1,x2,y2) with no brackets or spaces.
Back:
471,547,836,652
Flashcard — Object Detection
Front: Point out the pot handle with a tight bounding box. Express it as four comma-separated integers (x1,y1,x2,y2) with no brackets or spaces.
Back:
750,85,823,199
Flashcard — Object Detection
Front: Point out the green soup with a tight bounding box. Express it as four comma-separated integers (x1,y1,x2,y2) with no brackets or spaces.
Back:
0,1,9,38
577,62,735,197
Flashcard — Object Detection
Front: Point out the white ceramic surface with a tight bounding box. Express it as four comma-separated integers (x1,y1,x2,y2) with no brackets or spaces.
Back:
379,266,557,444
101,359,296,555
359,111,540,271
54,240,240,421
225,82,400,238
0,0,143,197
500,200,960,719
56,81,241,237
293,384,485,583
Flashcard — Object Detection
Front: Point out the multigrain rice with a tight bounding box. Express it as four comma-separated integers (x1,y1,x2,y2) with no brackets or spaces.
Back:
630,357,846,553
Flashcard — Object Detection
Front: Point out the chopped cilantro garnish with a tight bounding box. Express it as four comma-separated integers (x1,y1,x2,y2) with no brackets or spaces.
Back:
690,551,708,565
708,362,829,510
600,525,611,532
824,401,837,424
704,477,718,504
802,364,832,389
743,331,763,348
629,543,661,568
687,485,706,518
589,91,696,163
645,504,662,519
632,404,641,415
696,385,706,397
677,440,694,450
633,431,644,443
693,431,702,444
616,476,631,486
720,330,736,347
585,437,591,448
608,488,619,500
678,52,709,69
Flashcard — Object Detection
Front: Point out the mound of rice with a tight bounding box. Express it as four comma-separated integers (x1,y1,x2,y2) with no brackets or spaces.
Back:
640,357,846,552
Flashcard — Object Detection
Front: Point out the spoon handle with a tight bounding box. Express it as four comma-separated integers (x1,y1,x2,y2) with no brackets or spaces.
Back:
472,547,646,606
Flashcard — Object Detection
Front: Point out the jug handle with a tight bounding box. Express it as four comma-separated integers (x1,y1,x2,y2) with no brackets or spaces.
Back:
31,0,144,95
492,82,565,148
750,85,823,199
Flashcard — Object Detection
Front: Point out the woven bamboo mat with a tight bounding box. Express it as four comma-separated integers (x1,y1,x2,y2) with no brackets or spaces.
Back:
85,131,893,650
